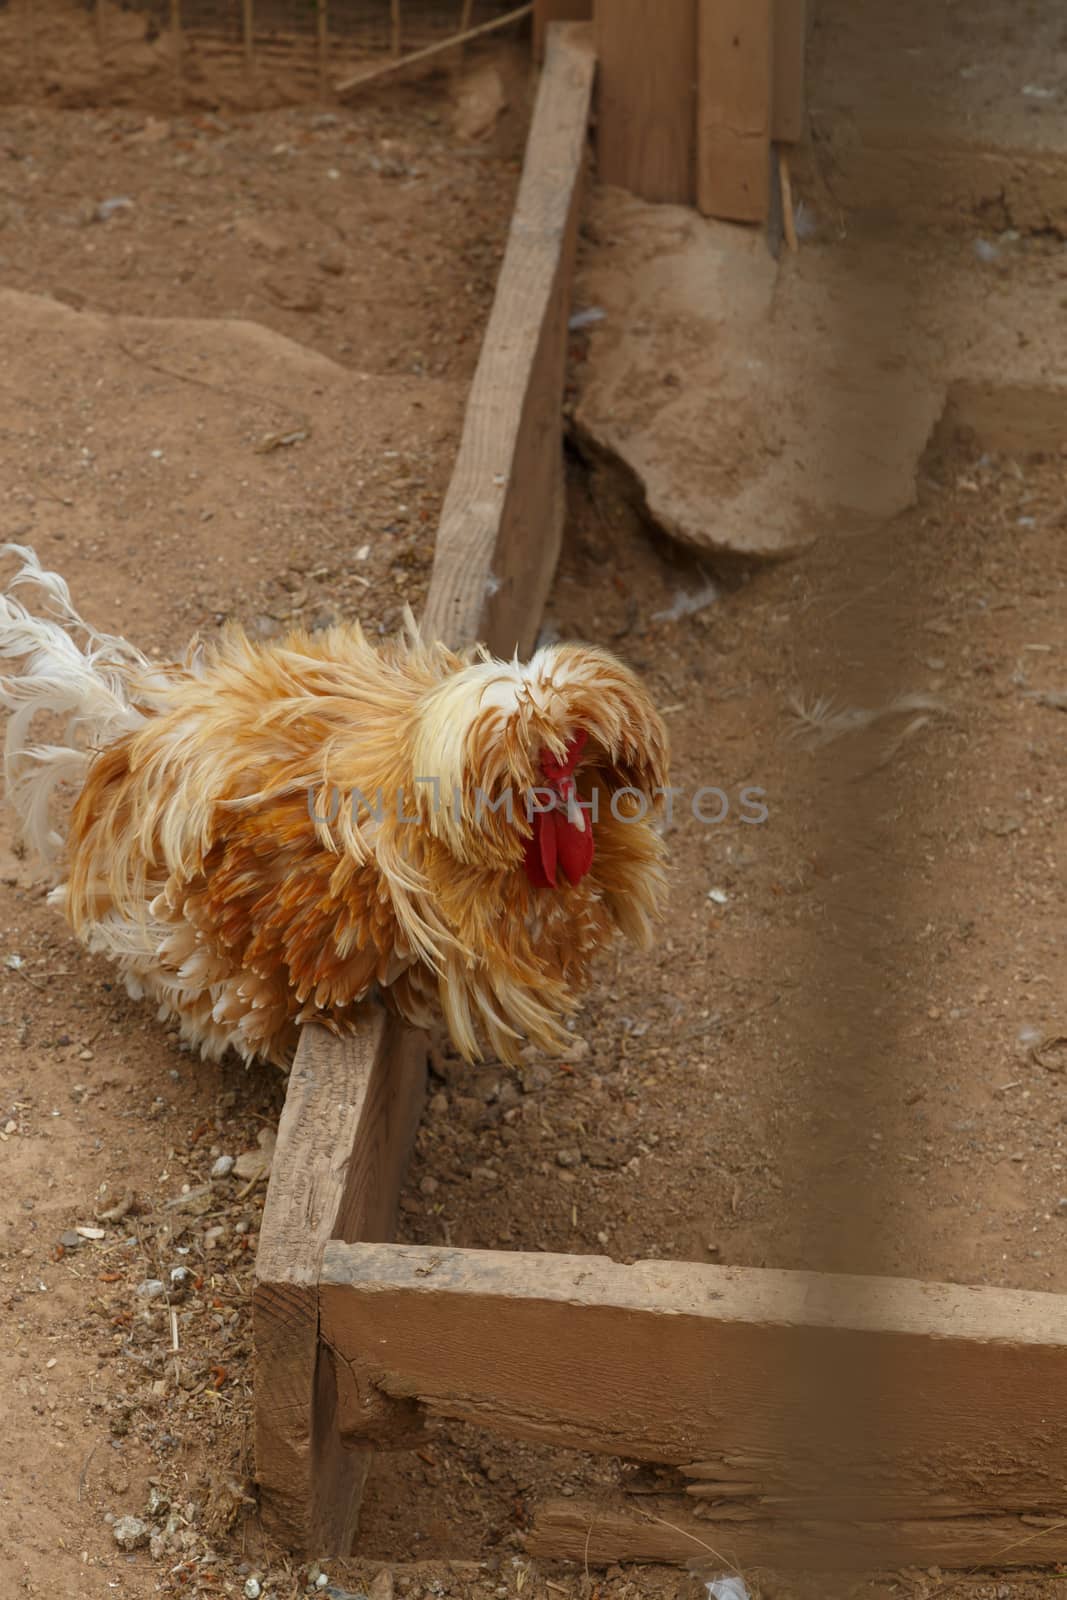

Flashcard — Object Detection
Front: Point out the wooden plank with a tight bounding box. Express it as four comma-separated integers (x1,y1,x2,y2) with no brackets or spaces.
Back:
335,5,535,96
593,0,696,204
253,1018,427,1552
533,0,592,63
321,1244,1067,1547
256,22,593,1555
772,0,806,143
696,0,773,222
420,21,594,658
530,1500,1067,1571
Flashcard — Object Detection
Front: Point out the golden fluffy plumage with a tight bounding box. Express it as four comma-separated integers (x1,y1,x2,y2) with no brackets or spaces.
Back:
0,546,669,1066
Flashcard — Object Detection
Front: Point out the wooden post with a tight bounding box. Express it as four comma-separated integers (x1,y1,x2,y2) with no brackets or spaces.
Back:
772,0,806,143
594,0,696,205
696,0,774,222
254,1019,427,1552
533,0,592,63
317,0,329,94
242,0,255,76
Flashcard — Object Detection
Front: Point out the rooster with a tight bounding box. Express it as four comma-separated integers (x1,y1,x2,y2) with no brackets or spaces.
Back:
0,546,668,1066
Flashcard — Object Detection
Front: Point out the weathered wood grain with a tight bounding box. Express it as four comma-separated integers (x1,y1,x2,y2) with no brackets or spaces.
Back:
529,1500,1067,1570
420,21,595,657
594,0,696,204
696,0,774,222
321,1243,1067,1551
254,1018,426,1551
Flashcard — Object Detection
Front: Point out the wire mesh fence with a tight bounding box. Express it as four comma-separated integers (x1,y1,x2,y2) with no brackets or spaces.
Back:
124,0,499,49
0,0,526,107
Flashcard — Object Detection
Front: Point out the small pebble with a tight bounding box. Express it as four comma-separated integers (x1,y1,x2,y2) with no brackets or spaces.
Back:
59,1230,83,1250
136,1278,166,1299
318,245,346,275
556,1148,580,1169
244,1579,262,1600
211,1154,235,1178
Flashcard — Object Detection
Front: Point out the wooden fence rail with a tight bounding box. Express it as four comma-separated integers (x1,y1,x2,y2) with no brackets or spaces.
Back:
253,19,597,1552
322,1246,1067,1570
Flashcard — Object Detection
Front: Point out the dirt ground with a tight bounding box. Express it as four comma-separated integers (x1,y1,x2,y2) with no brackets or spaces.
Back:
1,4,1067,1600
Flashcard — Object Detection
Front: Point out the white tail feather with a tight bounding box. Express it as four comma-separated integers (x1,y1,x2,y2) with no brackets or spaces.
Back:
0,545,159,861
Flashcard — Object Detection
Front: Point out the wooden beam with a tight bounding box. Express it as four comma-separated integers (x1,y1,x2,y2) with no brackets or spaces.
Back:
420,21,595,658
772,0,806,143
321,1244,719,1458
593,0,696,205
253,1018,427,1552
255,25,593,1553
321,1243,1067,1562
530,1500,1067,1571
335,4,534,96
696,0,774,222
533,0,592,63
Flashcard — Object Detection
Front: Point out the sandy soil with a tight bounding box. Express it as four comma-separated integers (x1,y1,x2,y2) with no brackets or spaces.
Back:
1,5,1067,1600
